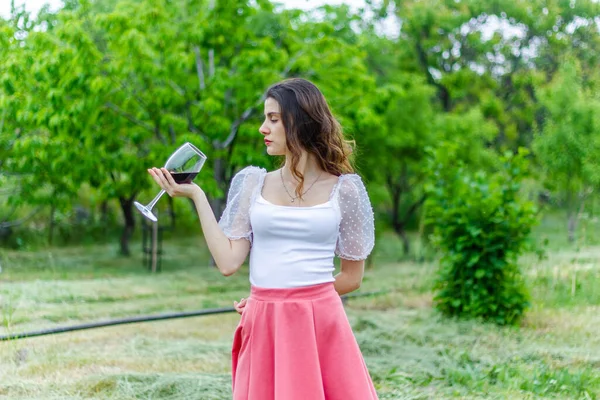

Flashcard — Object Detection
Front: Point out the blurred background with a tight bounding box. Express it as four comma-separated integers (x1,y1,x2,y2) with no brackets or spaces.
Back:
1,0,599,256
1,1,600,399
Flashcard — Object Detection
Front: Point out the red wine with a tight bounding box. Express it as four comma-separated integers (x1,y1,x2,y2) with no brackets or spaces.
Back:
171,172,198,184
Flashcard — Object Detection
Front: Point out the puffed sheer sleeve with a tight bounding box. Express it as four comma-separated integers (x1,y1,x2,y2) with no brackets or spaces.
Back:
218,166,264,244
334,174,375,260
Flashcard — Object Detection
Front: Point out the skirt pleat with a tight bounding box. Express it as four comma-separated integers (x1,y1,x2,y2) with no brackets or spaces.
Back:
232,282,378,400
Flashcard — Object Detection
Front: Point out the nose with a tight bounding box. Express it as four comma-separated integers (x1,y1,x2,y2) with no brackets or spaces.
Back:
259,121,269,136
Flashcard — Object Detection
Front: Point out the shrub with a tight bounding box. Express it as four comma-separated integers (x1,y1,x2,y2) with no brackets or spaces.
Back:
425,148,538,325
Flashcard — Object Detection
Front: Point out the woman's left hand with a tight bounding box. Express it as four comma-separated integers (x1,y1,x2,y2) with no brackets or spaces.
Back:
233,297,247,315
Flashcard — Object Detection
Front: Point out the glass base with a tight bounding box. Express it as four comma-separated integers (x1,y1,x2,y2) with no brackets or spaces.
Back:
134,201,158,222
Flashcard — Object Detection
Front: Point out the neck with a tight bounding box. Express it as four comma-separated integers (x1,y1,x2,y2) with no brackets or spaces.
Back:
284,151,321,181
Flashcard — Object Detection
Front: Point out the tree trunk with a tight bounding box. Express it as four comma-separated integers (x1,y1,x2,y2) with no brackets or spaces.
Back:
48,204,56,246
151,219,158,273
415,40,451,111
168,196,176,230
119,195,136,256
566,186,576,243
567,213,577,243
208,195,225,267
208,157,227,267
388,169,427,259
568,190,590,244
100,200,109,238
399,229,410,256
389,168,411,257
212,156,226,216
391,213,412,256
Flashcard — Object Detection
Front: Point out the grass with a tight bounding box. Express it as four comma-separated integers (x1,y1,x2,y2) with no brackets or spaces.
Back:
0,215,599,399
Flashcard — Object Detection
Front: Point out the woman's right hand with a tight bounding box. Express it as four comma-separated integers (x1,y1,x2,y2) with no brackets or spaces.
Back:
148,167,203,199
233,297,247,315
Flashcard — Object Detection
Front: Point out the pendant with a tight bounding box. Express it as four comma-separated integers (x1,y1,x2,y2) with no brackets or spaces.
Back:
291,199,295,203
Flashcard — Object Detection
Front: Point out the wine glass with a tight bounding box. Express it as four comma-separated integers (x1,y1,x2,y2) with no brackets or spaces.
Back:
134,142,207,222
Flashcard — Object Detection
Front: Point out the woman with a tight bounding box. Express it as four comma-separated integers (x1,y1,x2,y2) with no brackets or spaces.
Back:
148,78,378,400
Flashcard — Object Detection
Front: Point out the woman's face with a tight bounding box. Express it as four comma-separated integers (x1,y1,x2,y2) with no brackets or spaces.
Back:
259,97,287,156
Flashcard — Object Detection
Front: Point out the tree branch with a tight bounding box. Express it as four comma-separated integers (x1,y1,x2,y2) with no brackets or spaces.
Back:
193,46,206,91
111,76,151,113
168,125,177,144
0,107,6,136
1,202,18,220
209,49,215,78
0,207,42,229
105,102,154,133
218,102,260,150
415,39,451,111
282,51,303,76
387,173,402,229
168,80,186,97
216,52,304,150
185,101,211,143
403,194,427,222
153,120,167,145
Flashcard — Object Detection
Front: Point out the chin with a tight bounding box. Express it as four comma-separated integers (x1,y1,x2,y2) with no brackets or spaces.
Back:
267,146,284,156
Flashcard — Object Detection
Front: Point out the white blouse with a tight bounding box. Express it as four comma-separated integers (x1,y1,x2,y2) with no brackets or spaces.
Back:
218,166,375,288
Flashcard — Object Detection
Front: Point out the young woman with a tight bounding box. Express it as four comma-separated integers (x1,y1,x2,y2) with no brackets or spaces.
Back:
148,78,378,400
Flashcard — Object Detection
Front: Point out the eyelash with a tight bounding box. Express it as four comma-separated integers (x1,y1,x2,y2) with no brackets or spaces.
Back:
269,119,278,123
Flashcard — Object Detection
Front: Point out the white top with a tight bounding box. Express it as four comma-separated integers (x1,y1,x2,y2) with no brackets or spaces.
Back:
218,166,375,288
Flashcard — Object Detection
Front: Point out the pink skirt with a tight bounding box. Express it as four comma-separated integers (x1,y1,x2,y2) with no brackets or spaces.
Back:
231,282,379,400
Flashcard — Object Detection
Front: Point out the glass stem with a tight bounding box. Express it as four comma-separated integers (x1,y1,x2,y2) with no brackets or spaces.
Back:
147,190,166,210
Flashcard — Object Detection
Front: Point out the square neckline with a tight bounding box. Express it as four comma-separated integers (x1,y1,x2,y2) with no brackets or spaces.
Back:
257,171,343,209
256,194,333,209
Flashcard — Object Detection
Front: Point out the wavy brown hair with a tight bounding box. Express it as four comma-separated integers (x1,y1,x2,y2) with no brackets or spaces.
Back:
266,78,355,199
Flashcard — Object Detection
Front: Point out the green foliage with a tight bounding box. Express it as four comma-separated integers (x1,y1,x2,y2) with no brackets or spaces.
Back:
2,0,600,254
533,58,600,194
425,148,538,325
0,0,383,253
531,57,600,242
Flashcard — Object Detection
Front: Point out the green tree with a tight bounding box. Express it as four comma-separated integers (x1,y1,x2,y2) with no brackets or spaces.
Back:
2,0,380,255
1,5,80,244
358,0,599,255
533,58,600,242
386,0,600,150
358,19,498,255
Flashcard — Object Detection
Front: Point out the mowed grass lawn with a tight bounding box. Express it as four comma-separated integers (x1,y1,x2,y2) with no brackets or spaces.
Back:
1,216,599,399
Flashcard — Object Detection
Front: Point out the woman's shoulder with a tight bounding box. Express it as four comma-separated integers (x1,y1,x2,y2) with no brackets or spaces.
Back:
236,165,268,176
333,173,369,201
228,166,268,194
333,173,373,216
337,173,366,189
231,165,268,182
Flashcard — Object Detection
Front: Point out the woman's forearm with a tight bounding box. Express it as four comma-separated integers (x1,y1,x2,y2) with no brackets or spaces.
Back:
192,190,247,276
333,271,362,296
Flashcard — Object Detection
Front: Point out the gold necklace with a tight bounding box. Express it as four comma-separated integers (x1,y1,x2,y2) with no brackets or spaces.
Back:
280,168,323,203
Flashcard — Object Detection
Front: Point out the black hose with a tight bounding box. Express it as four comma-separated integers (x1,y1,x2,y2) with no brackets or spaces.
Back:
0,290,388,341
0,307,234,341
